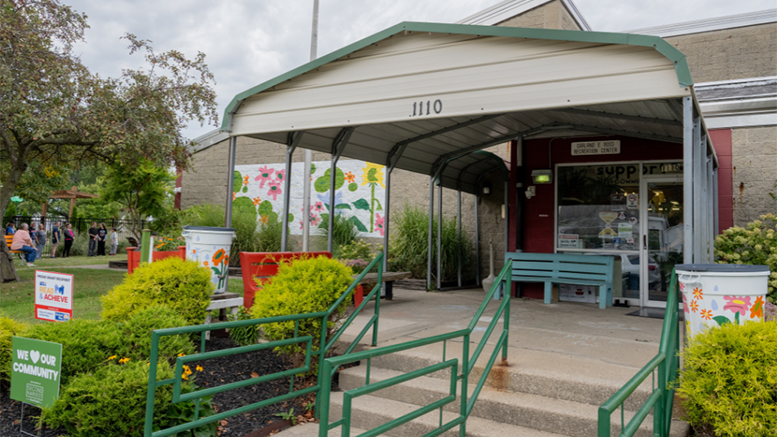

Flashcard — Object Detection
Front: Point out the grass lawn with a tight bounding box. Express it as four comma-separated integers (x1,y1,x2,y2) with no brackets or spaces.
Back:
1,266,245,325
14,253,128,270
1,268,127,324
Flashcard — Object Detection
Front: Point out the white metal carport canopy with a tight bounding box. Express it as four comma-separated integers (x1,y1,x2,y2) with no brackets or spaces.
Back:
222,22,718,284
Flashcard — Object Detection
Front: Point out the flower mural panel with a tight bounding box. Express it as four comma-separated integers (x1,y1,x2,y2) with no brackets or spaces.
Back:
233,160,386,238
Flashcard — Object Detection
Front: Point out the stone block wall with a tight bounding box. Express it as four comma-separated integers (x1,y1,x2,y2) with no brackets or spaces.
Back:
496,0,582,31
731,126,777,225
665,23,777,83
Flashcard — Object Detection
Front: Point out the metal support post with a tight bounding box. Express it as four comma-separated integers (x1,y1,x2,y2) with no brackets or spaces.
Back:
682,97,694,265
457,189,462,288
383,165,393,272
437,183,443,291
281,133,303,252
693,113,702,263
713,167,719,238
707,156,714,262
327,128,353,253
504,180,509,284
427,176,435,290
225,136,237,227
474,193,480,287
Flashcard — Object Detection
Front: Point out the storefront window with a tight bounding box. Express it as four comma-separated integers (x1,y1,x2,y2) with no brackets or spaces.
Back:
557,164,641,251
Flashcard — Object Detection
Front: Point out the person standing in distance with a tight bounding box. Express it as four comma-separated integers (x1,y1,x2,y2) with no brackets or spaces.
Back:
110,228,118,256
97,223,107,256
62,223,75,258
50,222,60,258
34,223,46,260
87,222,98,256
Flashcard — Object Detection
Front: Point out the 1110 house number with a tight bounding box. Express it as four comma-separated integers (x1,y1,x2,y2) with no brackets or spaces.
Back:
411,99,443,117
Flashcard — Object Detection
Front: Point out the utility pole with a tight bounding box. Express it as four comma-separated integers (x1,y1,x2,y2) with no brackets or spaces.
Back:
302,0,319,251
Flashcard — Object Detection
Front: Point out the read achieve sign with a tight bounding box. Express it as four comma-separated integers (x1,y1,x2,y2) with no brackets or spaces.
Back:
35,270,73,322
10,337,62,408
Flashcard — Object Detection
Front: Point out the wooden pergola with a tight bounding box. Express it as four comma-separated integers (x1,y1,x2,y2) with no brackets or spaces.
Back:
42,186,99,220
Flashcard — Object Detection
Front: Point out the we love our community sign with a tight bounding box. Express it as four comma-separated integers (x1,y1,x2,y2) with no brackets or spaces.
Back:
10,337,62,408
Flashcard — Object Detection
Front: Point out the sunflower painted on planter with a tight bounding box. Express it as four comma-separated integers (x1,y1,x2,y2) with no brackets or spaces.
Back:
211,249,229,289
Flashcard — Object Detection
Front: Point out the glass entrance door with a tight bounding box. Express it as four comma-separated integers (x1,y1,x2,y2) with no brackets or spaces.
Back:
640,175,684,307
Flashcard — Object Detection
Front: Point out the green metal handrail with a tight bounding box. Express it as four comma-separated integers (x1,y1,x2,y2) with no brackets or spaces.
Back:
143,253,384,437
318,261,513,437
597,269,681,437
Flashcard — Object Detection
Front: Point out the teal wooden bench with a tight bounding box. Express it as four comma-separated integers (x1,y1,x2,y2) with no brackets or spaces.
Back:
505,252,614,309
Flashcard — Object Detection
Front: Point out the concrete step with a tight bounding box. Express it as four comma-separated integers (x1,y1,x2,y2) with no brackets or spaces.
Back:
325,392,570,437
350,340,657,412
337,366,688,437
272,422,368,436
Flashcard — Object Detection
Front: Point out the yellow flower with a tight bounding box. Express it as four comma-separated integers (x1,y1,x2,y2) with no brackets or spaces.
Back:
178,353,185,357
196,365,203,372
119,357,130,364
182,374,189,381
108,355,117,361
361,162,385,188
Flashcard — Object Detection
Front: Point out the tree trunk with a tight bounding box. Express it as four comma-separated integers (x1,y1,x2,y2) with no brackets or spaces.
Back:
0,154,28,282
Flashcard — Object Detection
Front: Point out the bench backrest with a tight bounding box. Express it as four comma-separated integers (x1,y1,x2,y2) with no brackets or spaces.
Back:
4,234,20,252
506,252,614,286
239,251,332,308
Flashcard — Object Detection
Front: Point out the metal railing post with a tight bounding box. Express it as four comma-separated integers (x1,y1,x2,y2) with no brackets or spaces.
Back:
459,333,469,437
144,332,161,437
373,258,383,346
315,313,328,419
318,359,333,437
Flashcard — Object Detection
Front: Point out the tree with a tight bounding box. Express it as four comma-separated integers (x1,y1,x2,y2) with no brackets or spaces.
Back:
0,0,218,282
101,160,173,240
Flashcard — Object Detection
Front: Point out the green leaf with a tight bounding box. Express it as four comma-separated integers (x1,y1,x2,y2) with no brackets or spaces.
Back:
318,213,329,228
242,186,248,193
310,163,316,174
349,216,368,232
335,203,351,210
288,213,294,223
258,200,273,217
233,171,242,193
712,315,731,326
374,199,383,211
352,198,370,211
314,168,345,193
348,182,358,192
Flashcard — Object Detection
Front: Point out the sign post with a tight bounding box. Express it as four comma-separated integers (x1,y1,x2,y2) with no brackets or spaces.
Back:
34,270,73,322
10,337,62,408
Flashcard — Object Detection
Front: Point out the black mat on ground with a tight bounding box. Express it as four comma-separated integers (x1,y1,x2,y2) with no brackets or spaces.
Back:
626,308,684,321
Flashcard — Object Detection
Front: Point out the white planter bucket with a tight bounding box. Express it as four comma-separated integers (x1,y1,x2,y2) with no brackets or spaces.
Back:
182,226,236,294
676,264,770,339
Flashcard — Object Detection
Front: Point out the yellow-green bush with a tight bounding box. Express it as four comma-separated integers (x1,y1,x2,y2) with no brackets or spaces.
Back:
22,307,194,385
676,321,777,436
0,315,28,385
715,213,777,303
43,360,215,437
102,257,214,325
250,256,353,370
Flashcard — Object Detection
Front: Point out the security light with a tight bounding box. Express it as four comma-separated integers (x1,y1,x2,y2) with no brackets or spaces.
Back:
531,169,552,184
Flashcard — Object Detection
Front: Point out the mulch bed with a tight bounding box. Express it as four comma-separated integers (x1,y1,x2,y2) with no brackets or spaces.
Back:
0,337,318,437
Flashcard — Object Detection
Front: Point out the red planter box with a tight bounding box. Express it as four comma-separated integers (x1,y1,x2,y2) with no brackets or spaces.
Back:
126,246,186,274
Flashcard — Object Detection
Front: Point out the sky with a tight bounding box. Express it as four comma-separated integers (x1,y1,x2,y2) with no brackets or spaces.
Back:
65,0,775,140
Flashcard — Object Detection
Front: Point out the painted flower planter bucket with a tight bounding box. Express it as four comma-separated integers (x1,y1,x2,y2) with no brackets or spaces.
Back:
181,226,236,294
677,264,770,339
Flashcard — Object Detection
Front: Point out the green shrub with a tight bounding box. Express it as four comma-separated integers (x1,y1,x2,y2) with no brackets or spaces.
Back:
676,321,777,436
256,214,283,252
23,319,124,384
389,204,474,283
101,257,214,325
249,256,353,371
116,306,195,362
715,213,777,303
0,316,28,385
43,360,215,437
227,306,260,347
319,212,358,255
338,239,382,274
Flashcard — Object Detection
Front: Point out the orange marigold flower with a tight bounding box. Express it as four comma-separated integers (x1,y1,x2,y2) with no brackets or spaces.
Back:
700,309,713,321
213,248,227,265
692,287,703,299
344,171,355,184
203,261,209,266
689,300,699,313
243,175,249,186
252,196,262,206
750,296,764,319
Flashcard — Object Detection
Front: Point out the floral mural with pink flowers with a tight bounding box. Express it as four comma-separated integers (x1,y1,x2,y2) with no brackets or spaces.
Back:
232,160,386,238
